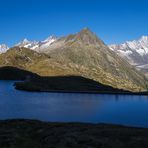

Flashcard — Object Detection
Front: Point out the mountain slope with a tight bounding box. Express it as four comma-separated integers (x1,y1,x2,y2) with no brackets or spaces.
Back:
37,28,148,91
109,36,148,76
0,47,78,76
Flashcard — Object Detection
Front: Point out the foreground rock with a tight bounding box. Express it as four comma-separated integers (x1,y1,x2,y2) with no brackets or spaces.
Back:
0,119,148,148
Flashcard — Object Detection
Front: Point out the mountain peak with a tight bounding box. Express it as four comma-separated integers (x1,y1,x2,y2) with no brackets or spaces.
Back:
16,38,31,47
42,35,57,43
140,36,148,42
74,28,104,45
22,38,30,43
78,27,93,35
81,27,91,31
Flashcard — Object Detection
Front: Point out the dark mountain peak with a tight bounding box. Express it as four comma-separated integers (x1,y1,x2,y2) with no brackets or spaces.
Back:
65,28,92,42
74,28,104,45
79,27,92,33
64,28,105,46
77,27,95,37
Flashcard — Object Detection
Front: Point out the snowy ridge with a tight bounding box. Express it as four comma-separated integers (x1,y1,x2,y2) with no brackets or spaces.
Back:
0,36,57,54
16,36,57,51
109,36,148,56
16,38,39,50
37,36,57,50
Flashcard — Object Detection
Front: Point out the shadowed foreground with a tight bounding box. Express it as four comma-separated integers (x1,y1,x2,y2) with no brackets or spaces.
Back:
0,119,148,148
0,66,130,94
0,66,147,94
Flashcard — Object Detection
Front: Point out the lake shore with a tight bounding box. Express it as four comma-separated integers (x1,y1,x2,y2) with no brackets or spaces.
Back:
14,79,148,95
14,86,148,95
0,119,148,148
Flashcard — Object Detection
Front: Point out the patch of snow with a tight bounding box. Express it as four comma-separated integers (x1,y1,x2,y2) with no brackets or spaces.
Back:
0,44,9,54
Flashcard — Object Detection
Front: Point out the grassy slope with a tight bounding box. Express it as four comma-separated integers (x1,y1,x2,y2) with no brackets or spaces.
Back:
0,47,79,76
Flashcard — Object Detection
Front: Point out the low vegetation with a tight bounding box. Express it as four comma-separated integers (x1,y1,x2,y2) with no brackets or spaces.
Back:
0,119,148,148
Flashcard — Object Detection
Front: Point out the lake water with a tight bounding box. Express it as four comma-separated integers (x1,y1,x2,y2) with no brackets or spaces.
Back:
0,81,148,127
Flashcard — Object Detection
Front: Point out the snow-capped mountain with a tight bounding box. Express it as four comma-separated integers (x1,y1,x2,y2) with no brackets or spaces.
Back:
0,44,9,54
39,36,57,48
109,36,148,65
16,36,57,51
109,36,148,76
16,38,39,50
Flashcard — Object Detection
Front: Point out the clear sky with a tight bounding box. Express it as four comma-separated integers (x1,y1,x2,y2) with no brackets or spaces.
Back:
0,0,148,46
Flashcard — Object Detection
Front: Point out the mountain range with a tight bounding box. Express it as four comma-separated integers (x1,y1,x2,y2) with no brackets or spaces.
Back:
15,36,57,51
0,36,57,53
109,36,148,76
1,33,148,76
0,28,147,92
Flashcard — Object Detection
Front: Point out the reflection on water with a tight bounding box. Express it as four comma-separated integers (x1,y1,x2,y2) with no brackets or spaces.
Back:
0,81,148,127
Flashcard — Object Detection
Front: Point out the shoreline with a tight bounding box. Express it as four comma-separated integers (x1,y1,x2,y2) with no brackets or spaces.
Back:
15,87,148,96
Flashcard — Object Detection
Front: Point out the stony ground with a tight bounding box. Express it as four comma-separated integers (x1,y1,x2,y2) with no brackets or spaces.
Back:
0,119,148,148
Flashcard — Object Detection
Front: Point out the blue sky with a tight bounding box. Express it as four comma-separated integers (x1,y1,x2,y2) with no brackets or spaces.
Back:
0,0,147,46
